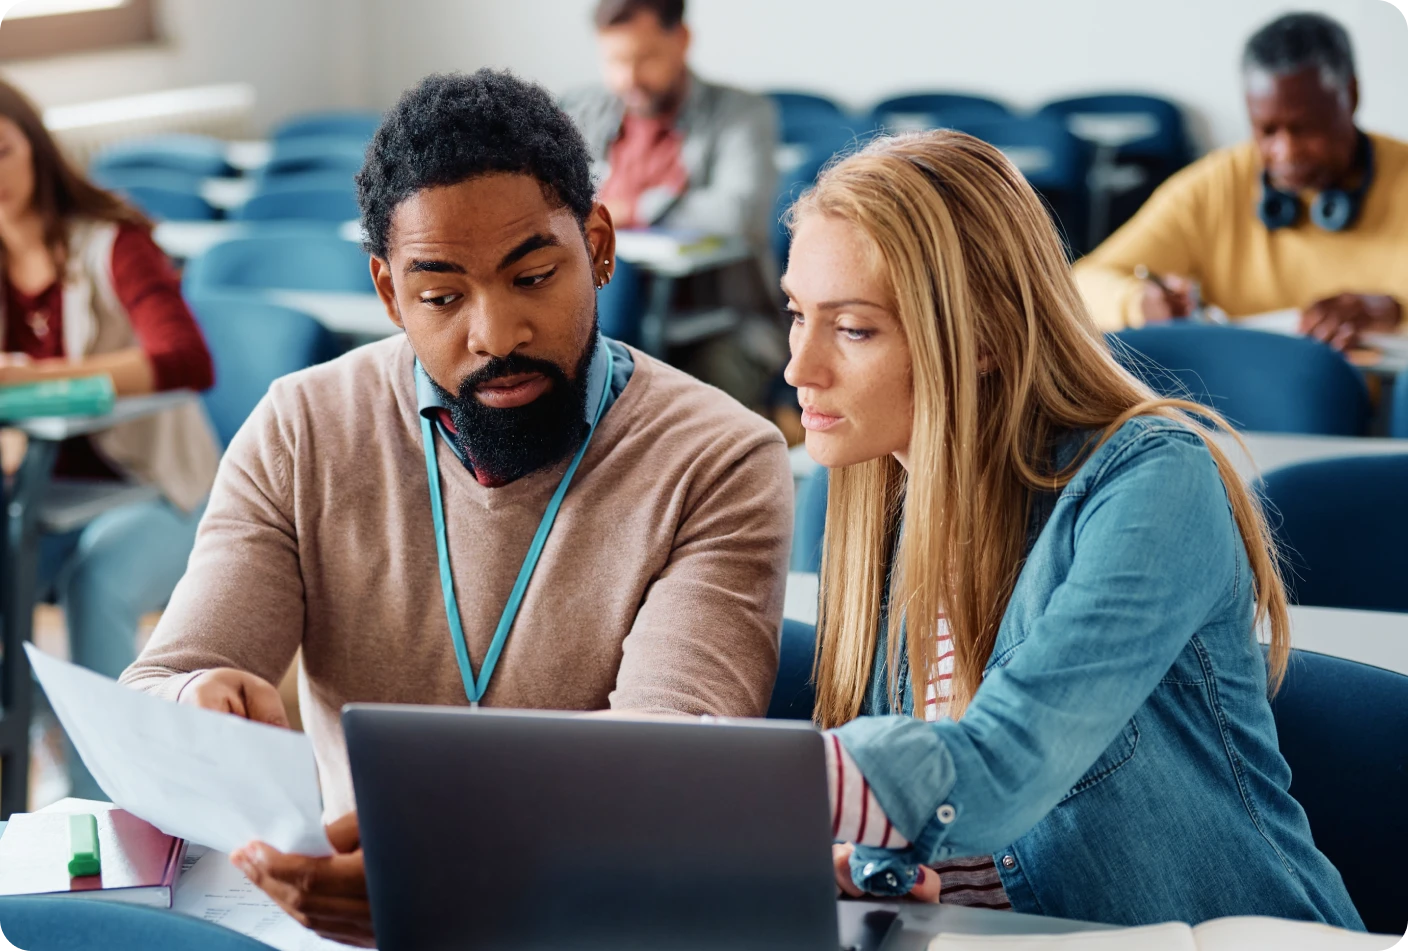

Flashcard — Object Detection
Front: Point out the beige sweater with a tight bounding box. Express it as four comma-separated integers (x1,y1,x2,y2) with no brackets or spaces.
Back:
121,336,793,817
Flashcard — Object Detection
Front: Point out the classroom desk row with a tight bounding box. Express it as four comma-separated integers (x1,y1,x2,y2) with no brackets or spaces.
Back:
785,572,1408,678
789,430,1408,489
153,222,753,355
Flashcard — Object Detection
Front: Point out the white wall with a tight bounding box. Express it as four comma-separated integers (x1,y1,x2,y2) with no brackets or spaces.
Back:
368,0,1408,152
2,0,1404,149
2,0,372,132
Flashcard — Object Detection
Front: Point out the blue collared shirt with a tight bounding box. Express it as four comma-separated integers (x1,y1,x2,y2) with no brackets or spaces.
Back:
414,336,634,472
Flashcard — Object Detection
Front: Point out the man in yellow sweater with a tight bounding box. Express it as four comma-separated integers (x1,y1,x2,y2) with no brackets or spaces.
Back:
1075,12,1406,349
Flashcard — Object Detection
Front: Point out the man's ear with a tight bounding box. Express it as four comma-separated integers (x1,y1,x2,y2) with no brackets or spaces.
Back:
1346,76,1359,116
584,202,617,288
370,256,404,331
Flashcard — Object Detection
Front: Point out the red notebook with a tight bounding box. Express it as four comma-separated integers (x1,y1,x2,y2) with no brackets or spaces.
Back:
0,808,186,908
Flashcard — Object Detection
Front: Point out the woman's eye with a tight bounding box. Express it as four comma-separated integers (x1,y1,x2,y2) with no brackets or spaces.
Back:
839,326,874,341
515,269,555,288
421,293,461,307
784,307,804,326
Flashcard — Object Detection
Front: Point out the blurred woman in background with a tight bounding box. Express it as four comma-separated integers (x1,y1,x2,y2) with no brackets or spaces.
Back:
782,130,1361,928
0,79,218,800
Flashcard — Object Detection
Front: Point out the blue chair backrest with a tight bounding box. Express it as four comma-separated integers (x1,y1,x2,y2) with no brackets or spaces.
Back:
1392,377,1408,439
238,188,361,223
770,91,845,122
1112,325,1369,435
767,618,818,720
792,466,829,574
89,168,218,221
957,116,1091,192
90,133,234,178
113,185,218,222
1258,454,1408,612
261,136,368,180
869,92,1010,134
183,230,373,296
1036,93,1192,166
772,154,827,267
595,256,644,347
0,895,273,950
189,295,339,446
272,110,382,143
1268,649,1408,935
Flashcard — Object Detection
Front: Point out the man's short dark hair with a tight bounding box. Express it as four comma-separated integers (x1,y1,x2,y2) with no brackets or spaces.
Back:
356,70,595,260
594,0,685,31
1243,12,1356,93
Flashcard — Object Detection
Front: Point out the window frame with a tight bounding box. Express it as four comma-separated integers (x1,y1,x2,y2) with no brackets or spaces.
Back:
0,0,157,62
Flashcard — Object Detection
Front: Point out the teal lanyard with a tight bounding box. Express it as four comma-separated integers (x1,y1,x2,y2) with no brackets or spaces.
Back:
420,343,614,707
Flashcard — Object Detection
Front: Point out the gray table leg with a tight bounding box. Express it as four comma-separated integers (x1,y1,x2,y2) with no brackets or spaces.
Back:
0,439,59,819
640,274,678,360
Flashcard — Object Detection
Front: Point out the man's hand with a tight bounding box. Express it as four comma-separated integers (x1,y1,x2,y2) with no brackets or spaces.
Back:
1299,293,1403,351
1138,274,1197,323
179,668,290,727
831,842,941,903
231,812,374,947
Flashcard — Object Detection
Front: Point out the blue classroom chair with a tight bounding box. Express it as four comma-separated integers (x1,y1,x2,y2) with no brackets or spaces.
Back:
791,466,829,574
595,256,644,347
0,895,272,951
90,169,217,221
769,91,845,122
1258,455,1408,612
237,187,360,223
183,229,373,296
960,116,1093,256
767,618,818,720
1111,325,1369,435
868,92,1010,134
1269,650,1408,936
1037,93,1194,247
272,110,382,144
189,295,339,446
260,136,367,181
89,133,234,179
1391,377,1408,439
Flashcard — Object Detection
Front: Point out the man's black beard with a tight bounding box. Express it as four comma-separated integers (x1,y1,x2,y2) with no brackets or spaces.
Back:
430,323,599,485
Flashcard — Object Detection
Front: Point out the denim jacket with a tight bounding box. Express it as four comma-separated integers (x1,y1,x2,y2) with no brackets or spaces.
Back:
835,417,1363,929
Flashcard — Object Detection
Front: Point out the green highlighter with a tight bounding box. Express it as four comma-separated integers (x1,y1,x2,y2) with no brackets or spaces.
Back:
67,814,101,878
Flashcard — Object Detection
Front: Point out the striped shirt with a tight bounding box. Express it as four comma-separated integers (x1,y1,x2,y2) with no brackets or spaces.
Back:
826,616,1012,910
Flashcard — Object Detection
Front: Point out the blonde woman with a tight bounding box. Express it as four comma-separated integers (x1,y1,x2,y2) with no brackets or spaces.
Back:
782,131,1362,928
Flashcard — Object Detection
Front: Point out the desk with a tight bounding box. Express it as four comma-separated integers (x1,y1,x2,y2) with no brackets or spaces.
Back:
0,811,1110,949
154,220,361,262
264,291,396,338
612,231,753,358
1210,431,1408,483
0,393,198,818
789,432,1408,490
785,571,1408,676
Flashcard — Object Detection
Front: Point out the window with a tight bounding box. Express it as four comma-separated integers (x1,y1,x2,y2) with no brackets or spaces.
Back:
0,0,157,61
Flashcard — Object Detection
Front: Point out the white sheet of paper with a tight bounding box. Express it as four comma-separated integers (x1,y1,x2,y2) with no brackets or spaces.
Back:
25,645,332,856
173,850,367,951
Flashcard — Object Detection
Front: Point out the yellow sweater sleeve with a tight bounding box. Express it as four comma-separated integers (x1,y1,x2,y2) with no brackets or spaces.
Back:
1074,154,1222,331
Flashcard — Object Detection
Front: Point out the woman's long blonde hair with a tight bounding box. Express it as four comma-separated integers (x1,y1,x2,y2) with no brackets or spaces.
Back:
792,131,1289,729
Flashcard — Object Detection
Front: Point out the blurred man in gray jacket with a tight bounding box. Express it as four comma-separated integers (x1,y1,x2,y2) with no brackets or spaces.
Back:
562,0,784,409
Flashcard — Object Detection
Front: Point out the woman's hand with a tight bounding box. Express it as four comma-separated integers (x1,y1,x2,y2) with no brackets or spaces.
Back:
832,843,942,903
231,812,374,947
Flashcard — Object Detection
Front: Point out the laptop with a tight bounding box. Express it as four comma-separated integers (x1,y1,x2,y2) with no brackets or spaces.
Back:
344,705,901,951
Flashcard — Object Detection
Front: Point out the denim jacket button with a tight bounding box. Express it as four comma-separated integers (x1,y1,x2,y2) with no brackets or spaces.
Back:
863,862,877,877
885,872,898,889
936,804,957,823
1002,855,1017,869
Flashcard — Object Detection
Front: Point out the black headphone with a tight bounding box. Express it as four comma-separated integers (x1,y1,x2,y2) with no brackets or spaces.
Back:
1257,131,1374,232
